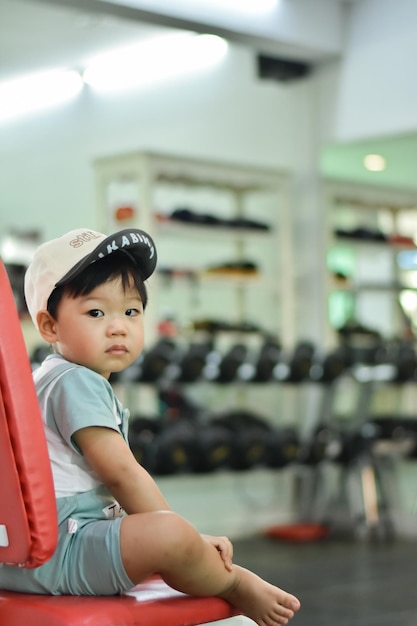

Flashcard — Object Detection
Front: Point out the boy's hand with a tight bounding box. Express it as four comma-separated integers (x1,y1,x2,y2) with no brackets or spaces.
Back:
201,534,233,571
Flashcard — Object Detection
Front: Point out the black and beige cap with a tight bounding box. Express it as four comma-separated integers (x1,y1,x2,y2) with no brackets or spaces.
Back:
24,228,157,329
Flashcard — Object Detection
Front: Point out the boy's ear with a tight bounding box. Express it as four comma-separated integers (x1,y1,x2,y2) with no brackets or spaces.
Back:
36,311,57,343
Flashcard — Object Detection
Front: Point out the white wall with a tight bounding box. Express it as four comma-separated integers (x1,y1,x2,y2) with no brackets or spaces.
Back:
0,43,300,242
336,0,417,140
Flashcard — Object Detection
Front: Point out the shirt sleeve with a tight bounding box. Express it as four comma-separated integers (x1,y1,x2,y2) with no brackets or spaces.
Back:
47,366,121,454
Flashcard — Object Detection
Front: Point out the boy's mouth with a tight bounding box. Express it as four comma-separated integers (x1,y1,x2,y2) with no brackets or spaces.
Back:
106,345,128,355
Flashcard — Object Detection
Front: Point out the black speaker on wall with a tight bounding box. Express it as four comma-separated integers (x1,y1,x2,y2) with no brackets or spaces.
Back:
257,54,311,83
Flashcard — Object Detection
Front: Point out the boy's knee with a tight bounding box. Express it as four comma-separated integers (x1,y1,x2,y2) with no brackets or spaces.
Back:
154,512,202,563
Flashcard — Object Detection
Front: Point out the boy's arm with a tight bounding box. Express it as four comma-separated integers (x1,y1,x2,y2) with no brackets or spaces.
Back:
73,426,172,514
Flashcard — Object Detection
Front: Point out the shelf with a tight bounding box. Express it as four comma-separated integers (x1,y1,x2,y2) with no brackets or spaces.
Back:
158,270,267,286
326,179,417,212
330,282,417,293
333,236,416,251
325,180,417,344
95,150,288,193
156,219,272,240
95,150,295,346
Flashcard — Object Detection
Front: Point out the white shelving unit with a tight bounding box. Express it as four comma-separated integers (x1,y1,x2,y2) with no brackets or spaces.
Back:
94,151,295,349
324,180,417,347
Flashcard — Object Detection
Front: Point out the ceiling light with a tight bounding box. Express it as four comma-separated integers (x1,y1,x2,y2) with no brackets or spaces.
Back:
82,33,228,93
363,153,386,172
190,0,278,12
0,69,83,123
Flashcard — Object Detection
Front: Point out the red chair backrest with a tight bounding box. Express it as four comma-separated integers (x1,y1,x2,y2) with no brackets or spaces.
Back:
0,260,57,567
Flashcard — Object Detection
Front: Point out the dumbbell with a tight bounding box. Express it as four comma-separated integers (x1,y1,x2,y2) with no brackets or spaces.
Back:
392,342,417,382
286,341,315,383
151,418,196,475
252,337,283,383
139,338,179,383
188,423,234,473
298,426,335,466
215,343,249,383
264,426,300,468
129,416,161,473
178,341,213,383
309,346,350,383
212,410,271,470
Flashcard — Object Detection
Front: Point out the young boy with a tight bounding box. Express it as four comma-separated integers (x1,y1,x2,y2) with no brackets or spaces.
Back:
0,227,300,625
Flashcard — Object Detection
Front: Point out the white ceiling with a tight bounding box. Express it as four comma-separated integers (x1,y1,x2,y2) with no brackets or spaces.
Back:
2,0,415,190
0,0,352,83
0,0,175,82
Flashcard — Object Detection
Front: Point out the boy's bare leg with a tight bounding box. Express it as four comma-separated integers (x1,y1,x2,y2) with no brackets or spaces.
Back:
120,511,300,626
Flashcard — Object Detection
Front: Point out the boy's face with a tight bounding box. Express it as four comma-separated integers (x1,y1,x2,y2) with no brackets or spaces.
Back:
46,275,145,379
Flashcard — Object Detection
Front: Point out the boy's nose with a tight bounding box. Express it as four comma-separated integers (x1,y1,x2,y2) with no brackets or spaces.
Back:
107,318,127,335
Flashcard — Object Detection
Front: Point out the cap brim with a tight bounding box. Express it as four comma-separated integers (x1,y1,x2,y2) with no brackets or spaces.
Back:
55,228,157,287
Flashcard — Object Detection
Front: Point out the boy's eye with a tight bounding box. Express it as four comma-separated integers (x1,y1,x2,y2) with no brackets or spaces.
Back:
125,308,140,317
88,309,104,318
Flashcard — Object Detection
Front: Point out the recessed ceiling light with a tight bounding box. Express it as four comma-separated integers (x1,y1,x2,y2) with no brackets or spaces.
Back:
363,153,386,172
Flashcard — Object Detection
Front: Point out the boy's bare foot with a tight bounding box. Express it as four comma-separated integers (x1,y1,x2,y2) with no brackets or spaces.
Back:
222,566,300,626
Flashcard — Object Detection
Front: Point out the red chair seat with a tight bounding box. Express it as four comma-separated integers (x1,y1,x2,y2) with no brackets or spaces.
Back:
0,577,239,626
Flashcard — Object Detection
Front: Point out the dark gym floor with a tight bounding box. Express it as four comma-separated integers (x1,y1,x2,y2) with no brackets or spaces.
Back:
232,535,417,625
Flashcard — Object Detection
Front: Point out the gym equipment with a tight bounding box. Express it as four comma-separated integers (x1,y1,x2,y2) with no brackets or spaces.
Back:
252,336,282,383
30,343,52,368
178,341,213,383
188,422,234,473
299,423,379,467
296,355,408,540
389,340,417,382
212,411,271,470
272,341,315,383
191,318,260,334
264,426,300,469
139,338,180,383
0,259,247,626
133,416,235,476
110,354,144,384
143,386,235,475
216,344,249,383
4,262,27,315
151,419,197,475
129,416,161,473
144,387,199,475
338,322,386,365
368,416,417,458
309,346,350,383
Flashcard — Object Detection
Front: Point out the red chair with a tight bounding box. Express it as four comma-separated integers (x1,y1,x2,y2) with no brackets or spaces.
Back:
0,260,246,626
